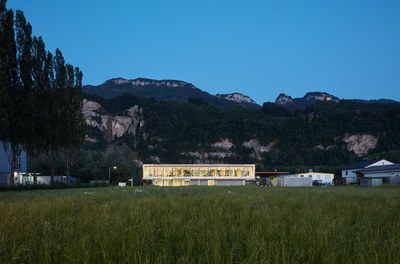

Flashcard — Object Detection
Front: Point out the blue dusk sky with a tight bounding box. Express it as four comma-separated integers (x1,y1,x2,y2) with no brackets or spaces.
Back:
7,0,400,104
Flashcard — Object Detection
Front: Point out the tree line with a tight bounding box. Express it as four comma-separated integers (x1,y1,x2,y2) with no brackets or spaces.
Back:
0,0,85,185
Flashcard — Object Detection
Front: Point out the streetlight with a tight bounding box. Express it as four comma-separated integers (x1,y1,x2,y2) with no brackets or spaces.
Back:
108,166,117,184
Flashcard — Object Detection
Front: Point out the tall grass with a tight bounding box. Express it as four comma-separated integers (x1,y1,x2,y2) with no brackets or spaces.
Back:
1,186,399,263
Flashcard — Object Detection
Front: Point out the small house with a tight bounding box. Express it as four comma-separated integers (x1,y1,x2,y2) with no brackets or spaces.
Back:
357,164,400,185
341,159,393,184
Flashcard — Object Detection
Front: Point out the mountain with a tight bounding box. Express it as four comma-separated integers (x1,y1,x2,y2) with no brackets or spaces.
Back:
350,99,400,104
216,93,258,108
55,81,400,181
275,92,340,110
275,92,399,110
83,78,260,109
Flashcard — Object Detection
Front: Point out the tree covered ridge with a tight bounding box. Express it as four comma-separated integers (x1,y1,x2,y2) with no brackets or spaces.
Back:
77,93,400,181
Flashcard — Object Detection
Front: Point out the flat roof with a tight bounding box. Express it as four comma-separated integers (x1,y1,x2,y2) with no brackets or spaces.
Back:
255,172,289,175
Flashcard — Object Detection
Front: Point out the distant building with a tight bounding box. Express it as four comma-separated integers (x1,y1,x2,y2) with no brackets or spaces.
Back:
272,176,312,187
341,159,393,184
357,164,400,185
0,142,27,185
142,164,255,186
255,171,289,186
296,172,334,186
272,172,333,187
15,174,73,185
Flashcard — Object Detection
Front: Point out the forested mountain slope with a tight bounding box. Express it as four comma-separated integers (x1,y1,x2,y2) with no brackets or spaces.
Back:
74,93,400,181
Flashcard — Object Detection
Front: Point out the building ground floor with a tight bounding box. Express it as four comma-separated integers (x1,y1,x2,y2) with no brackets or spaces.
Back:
148,178,251,187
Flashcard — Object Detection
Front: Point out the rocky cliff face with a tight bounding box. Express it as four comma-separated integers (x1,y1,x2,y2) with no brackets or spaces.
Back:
107,77,197,89
343,134,378,157
275,93,293,105
216,93,258,106
243,139,277,161
83,99,144,142
304,92,339,102
275,92,339,110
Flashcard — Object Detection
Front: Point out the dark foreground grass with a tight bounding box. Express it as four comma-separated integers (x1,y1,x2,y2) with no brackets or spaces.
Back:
0,186,399,264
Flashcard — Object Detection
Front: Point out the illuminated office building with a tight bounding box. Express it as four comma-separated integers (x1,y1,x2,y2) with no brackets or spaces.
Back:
143,164,255,186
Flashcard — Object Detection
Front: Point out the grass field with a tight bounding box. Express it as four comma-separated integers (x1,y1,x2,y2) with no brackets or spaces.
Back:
1,186,399,264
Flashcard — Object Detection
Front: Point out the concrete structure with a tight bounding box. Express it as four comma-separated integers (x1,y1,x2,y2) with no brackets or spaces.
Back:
143,164,255,186
341,159,393,184
0,142,27,185
255,171,289,186
296,172,334,186
357,164,400,185
272,176,312,187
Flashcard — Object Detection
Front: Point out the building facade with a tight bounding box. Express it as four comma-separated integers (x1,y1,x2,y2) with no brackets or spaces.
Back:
296,172,334,185
341,159,393,184
143,164,255,186
358,164,400,185
272,176,313,187
0,142,27,185
15,174,71,185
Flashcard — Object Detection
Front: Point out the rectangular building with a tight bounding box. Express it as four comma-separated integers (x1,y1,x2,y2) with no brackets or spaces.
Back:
357,164,400,185
0,142,27,185
272,176,312,187
341,159,393,184
296,172,334,185
143,164,255,186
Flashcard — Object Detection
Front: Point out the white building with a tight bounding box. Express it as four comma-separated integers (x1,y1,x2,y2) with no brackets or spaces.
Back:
0,141,27,185
273,172,333,186
272,176,312,187
341,159,393,184
358,164,400,185
142,164,255,186
296,172,334,185
16,174,72,185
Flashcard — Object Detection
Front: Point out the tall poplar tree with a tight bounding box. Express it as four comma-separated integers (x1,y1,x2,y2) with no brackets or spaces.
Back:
29,36,50,184
0,0,8,132
14,10,34,182
0,4,19,185
61,64,85,185
47,49,66,181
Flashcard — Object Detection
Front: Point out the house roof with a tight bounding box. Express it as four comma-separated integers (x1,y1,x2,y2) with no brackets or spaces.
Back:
342,160,381,170
358,164,400,173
